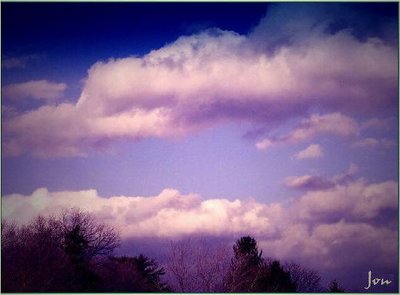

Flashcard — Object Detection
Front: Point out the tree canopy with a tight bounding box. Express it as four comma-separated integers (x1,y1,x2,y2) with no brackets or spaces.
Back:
2,212,344,293
1,209,167,292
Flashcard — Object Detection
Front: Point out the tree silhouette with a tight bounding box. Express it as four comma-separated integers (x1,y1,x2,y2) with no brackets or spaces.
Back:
132,254,170,291
2,213,345,293
284,262,323,292
1,216,70,291
99,255,170,292
328,279,345,292
225,236,296,293
233,236,262,266
166,238,230,292
225,236,262,292
1,209,120,292
60,209,119,259
254,259,296,292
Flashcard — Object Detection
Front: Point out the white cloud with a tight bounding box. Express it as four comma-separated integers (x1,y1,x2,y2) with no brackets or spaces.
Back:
259,219,397,275
3,80,67,101
3,104,186,158
295,144,323,159
3,23,396,157
256,113,359,150
255,139,273,151
286,113,359,143
293,179,398,220
3,173,397,278
2,188,283,239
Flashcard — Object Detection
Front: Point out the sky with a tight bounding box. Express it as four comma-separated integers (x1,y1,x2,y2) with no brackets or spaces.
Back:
1,2,399,292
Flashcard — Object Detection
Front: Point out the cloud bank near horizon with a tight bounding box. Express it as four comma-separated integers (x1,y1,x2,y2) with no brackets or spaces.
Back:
2,4,397,157
3,171,397,278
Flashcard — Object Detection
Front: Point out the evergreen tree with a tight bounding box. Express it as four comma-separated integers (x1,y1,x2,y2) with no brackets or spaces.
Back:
254,260,297,292
99,255,170,292
225,236,296,293
328,279,345,292
225,236,263,292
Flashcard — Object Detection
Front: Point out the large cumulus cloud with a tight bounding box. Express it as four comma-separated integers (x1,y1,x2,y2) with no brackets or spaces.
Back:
2,188,283,239
2,4,397,157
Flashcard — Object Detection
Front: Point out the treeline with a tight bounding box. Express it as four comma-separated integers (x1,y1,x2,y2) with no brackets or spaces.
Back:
2,209,168,292
2,209,344,292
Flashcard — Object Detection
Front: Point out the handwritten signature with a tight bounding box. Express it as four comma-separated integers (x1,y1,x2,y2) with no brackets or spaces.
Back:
364,270,392,290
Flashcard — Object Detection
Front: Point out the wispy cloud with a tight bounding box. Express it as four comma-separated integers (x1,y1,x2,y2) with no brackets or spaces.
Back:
351,137,396,149
361,118,395,131
3,80,67,102
284,164,358,191
295,144,323,160
284,175,335,191
255,139,273,151
284,114,359,143
2,55,40,69
256,113,359,150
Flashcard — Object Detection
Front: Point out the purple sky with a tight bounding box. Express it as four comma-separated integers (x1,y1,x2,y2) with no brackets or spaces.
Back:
2,2,398,292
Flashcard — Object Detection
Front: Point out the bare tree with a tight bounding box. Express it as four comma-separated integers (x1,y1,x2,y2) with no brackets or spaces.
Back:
59,208,120,260
1,209,120,292
284,262,323,292
166,239,195,292
1,215,70,292
166,238,231,292
194,240,231,292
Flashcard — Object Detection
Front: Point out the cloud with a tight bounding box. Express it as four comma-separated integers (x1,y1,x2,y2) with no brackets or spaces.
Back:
2,55,40,69
3,178,396,239
351,137,396,149
346,163,359,175
284,163,398,223
2,80,67,102
285,113,359,143
361,118,395,131
2,188,283,239
258,219,397,291
284,175,335,191
293,179,398,221
255,139,273,151
3,6,397,157
295,144,323,159
284,163,358,191
256,113,359,150
3,169,397,290
3,103,188,157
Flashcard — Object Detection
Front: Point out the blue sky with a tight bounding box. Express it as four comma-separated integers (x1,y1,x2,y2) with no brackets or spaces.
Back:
2,2,398,292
